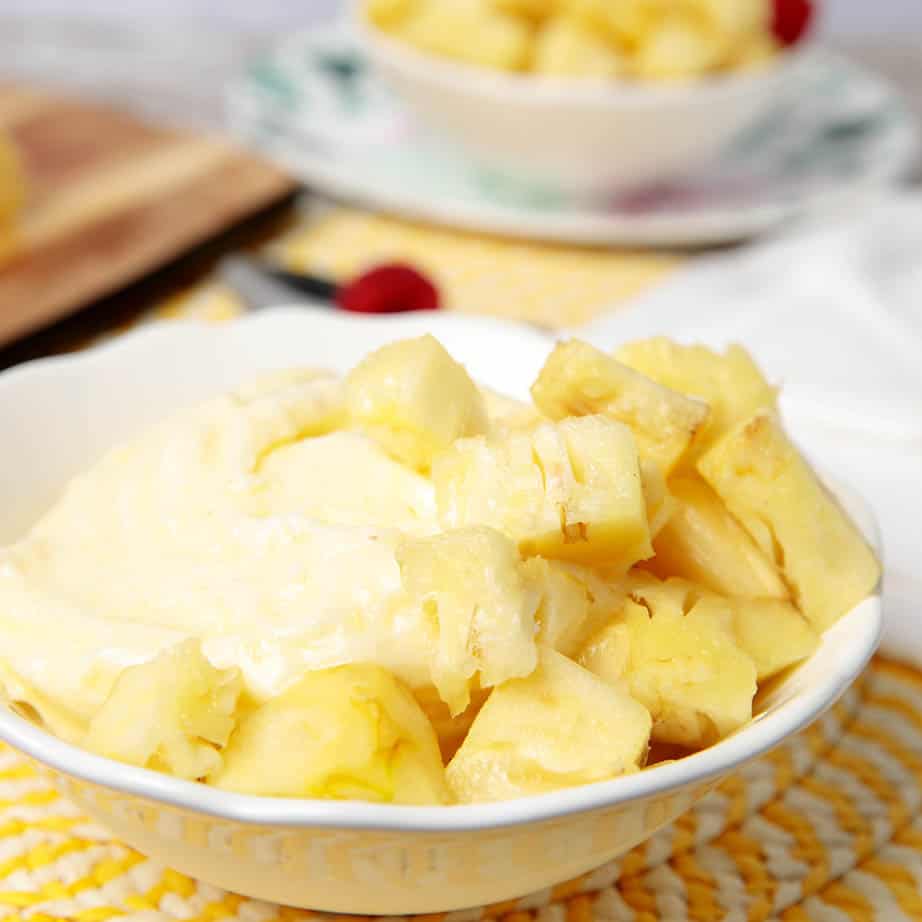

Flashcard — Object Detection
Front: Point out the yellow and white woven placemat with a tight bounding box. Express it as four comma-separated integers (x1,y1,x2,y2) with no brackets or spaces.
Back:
141,205,681,332
2,660,920,922
2,208,916,922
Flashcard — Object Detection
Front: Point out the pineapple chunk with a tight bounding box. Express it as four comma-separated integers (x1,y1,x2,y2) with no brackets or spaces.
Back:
480,386,544,436
368,0,778,78
531,340,709,474
569,0,656,47
624,569,696,617
399,3,532,71
83,641,241,780
533,16,623,78
210,664,449,804
414,684,488,762
698,412,882,630
627,573,817,681
491,0,557,20
447,648,651,802
434,415,652,567
525,557,626,657
345,335,487,471
633,13,725,79
366,0,419,29
647,475,789,599
699,0,771,38
397,527,539,715
580,594,756,747
616,338,776,459
731,598,818,681
640,458,674,539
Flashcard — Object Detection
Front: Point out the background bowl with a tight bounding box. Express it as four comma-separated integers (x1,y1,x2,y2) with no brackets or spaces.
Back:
0,309,881,914
357,14,806,198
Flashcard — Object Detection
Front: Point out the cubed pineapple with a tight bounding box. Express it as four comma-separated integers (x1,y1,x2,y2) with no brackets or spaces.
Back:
640,458,675,539
209,664,449,804
633,14,725,79
698,0,771,39
525,557,626,657
366,0,419,29
698,411,882,630
646,475,789,599
625,569,696,617
414,684,488,762
731,598,818,681
615,338,776,459
400,3,532,71
569,0,656,47
434,415,652,568
480,386,544,436
627,572,817,681
397,526,539,715
446,648,651,802
83,641,241,780
491,0,557,20
345,335,487,471
580,595,756,747
533,16,623,78
531,340,709,474
467,12,534,70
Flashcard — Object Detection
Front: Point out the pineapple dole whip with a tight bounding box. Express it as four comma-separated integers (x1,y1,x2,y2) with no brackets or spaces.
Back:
0,335,879,804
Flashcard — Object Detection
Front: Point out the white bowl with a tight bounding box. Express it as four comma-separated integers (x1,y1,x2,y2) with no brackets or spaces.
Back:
0,309,881,914
357,14,806,197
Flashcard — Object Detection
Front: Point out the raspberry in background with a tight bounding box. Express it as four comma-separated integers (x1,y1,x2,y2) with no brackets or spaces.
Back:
772,0,814,47
337,264,441,314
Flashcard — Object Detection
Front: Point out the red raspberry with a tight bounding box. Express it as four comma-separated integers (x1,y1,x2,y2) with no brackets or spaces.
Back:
337,264,441,314
772,0,814,47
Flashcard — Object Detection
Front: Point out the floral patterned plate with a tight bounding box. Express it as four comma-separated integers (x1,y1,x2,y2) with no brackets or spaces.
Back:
227,25,918,247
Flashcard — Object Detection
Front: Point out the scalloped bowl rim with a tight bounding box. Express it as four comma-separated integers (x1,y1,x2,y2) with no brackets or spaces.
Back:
0,308,882,833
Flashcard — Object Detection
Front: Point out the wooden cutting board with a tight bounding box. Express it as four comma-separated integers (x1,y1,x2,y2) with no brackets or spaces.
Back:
0,85,295,347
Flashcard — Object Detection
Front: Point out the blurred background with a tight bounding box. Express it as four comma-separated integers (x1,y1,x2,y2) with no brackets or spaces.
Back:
6,0,922,33
1,1,920,133
1,0,920,346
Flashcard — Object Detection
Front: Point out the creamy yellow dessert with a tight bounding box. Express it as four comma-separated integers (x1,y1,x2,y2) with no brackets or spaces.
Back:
0,335,880,804
366,0,782,80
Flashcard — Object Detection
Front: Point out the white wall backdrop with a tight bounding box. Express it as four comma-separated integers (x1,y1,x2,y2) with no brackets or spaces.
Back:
2,0,921,36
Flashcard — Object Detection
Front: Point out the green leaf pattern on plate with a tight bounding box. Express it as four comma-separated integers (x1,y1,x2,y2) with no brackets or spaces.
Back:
227,25,917,223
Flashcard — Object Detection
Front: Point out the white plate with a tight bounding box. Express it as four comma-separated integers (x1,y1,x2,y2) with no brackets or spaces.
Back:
227,26,918,247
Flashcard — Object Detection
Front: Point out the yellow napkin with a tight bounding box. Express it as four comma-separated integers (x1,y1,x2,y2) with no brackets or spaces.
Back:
155,205,681,330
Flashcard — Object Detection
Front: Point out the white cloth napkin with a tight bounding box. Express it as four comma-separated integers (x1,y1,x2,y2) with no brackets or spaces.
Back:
576,193,922,664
